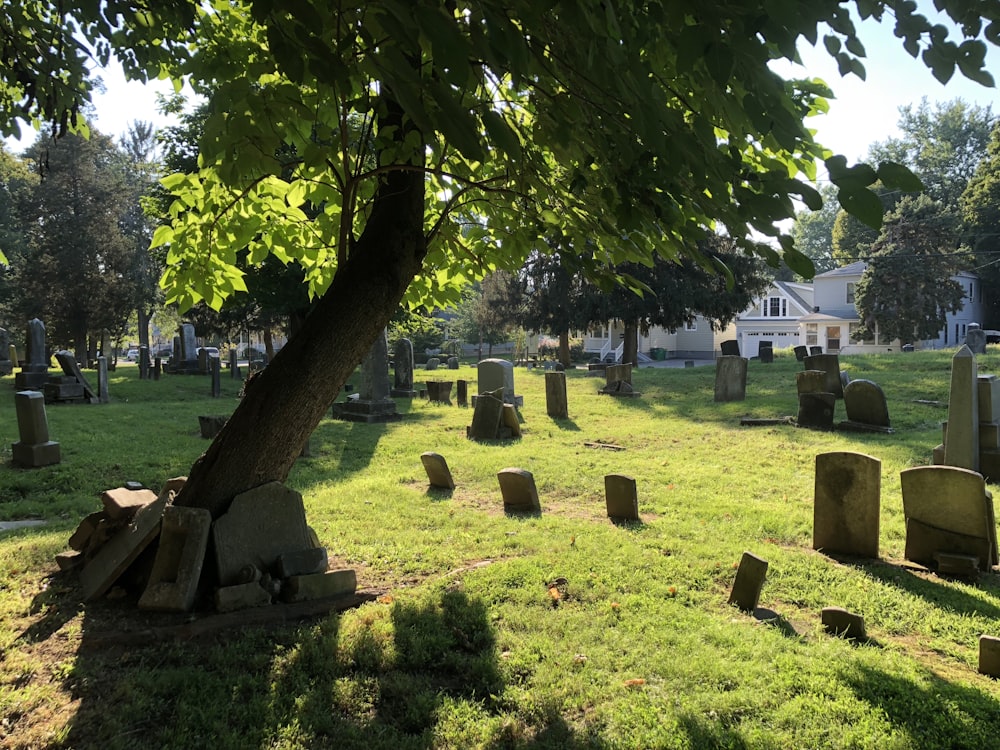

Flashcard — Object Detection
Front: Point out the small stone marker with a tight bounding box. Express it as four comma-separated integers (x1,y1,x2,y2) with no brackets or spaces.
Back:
11,390,61,468
426,380,453,404
934,551,980,579
604,474,639,521
728,551,768,612
497,468,541,513
842,379,891,431
758,341,774,364
720,339,740,357
714,356,748,402
391,338,418,397
198,415,228,439
139,345,150,379
821,607,866,641
282,568,357,603
447,356,459,369
501,404,522,437
426,357,440,370
901,465,998,572
456,379,468,407
979,635,1000,677
545,371,568,418
211,356,221,397
809,346,823,355
813,452,881,558
138,505,212,612
793,345,808,362
420,451,456,490
797,392,835,429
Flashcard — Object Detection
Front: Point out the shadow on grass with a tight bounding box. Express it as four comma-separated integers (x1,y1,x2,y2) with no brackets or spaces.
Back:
57,589,607,749
842,663,1000,747
856,558,1000,620
550,417,581,431
424,486,455,501
676,712,750,749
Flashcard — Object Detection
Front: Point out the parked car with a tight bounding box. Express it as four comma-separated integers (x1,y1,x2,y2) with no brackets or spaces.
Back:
126,349,139,362
153,346,173,359
196,346,220,358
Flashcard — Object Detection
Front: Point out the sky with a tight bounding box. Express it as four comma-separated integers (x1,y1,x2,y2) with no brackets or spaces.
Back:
4,5,999,170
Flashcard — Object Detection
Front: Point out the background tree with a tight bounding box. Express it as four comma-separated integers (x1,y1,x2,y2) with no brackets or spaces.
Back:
0,145,38,345
854,195,966,343
8,131,137,359
451,271,522,359
5,1,991,519
515,249,591,368
791,183,841,275
961,121,1000,328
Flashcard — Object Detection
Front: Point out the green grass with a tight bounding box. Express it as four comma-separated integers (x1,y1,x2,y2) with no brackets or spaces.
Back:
2,352,1000,749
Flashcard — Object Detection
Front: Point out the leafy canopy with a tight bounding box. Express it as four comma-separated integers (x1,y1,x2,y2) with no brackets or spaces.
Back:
4,1,999,304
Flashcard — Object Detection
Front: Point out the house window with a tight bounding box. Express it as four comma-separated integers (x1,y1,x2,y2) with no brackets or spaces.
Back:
765,297,786,317
590,327,607,339
806,323,818,346
685,320,697,332
846,283,856,304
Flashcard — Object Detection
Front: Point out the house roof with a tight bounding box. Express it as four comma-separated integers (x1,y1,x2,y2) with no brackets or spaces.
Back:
814,261,866,278
773,280,813,312
797,306,859,323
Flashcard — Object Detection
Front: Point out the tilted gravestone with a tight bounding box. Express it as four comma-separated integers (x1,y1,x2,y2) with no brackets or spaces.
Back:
497,467,541,513
420,451,455,490
15,318,49,389
545,371,568,418
822,607,866,641
728,551,768,612
605,474,639,521
793,345,808,362
797,392,835,429
45,350,98,403
467,389,505,440
842,379,891,431
720,339,740,357
138,505,212,612
11,390,61,467
803,353,844,398
391,337,418,397
813,451,881,558
714,356,748,402
901,465,997,572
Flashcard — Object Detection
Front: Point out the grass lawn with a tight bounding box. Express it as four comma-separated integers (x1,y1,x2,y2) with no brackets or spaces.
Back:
2,350,1000,749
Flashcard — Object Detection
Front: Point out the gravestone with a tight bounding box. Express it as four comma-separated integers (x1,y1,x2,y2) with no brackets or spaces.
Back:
809,346,823,355
138,505,212,612
197,347,210,374
211,356,221,397
813,451,881,558
174,323,200,373
467,389,506,440
426,380,453,404
793,345,808,362
600,363,639,397
821,607,866,641
229,349,241,379
447,356,459,369
728,551,768,612
842,379,891,431
332,329,400,423
15,318,49,389
605,474,639,521
139,345,150,379
545,371,568,418
979,635,1000,677
8,343,17,369
478,358,521,406
901,465,997,572
391,338,418,397
11,390,61,467
803,353,844,398
497,468,541,513
0,328,10,375
758,341,774,364
797,392,835,429
966,322,988,354
942,345,979,471
720,339,740,357
96,356,110,403
714,356,748,402
45,350,98,403
426,357,440,371
456,379,468,407
420,451,455,490
796,369,828,395
100,329,112,359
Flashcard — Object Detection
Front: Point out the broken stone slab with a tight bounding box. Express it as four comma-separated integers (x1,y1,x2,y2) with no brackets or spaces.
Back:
282,569,357,603
501,404,522,437
159,476,187,502
420,451,456,490
728,551,768,613
276,547,329,579
68,511,107,551
467,392,504,440
934,551,980,580
211,481,314,586
821,607,866,641
79,494,169,601
215,581,273,613
497,468,541,513
101,487,158,521
797,392,836,429
138,505,213,612
55,550,84,571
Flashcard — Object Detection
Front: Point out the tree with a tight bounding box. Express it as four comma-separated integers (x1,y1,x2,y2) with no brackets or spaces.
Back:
8,131,138,359
515,250,591,368
961,121,1000,328
451,271,522,359
854,195,966,344
5,1,994,519
0,145,38,338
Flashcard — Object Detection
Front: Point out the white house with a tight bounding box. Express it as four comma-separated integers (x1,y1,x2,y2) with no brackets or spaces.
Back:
733,279,814,358
581,315,734,362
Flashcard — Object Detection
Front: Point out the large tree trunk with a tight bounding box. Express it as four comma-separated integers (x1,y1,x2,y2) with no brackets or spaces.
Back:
137,306,151,351
623,320,639,367
558,330,571,369
175,113,425,519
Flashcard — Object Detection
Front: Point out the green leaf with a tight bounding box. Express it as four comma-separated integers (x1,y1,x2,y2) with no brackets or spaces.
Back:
838,188,884,230
782,244,816,279
877,161,923,192
482,110,522,160
150,224,174,248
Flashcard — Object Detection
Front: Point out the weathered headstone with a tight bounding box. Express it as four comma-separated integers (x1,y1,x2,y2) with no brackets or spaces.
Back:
901,465,997,572
332,329,400,422
979,635,1000,677
497,468,541,513
728,551,768,612
796,369,828,395
605,474,639,521
426,357,440,371
391,338,418,397
46,350,98,403
96,356,110,403
545,371,568,418
813,451,881,558
966,322,988,354
797,392,835,429
478,358,521,406
600,363,639,397
447,356,459,369
803,353,844,398
426,380,453,404
456,379,468,407
943,345,980,471
809,345,823,355
212,481,315,586
720,339,740,357
15,318,49,389
467,391,504,440
0,328,10,375
714,356,748,402
758,341,774,364
11,390,61,467
793,345,808,362
138,505,212,612
821,607,866,641
842,379,891,430
229,349,241,379
420,451,455,490
210,356,221,397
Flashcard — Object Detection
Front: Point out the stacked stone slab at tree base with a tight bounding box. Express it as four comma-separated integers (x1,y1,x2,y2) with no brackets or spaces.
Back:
60,479,358,614
900,465,998,573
